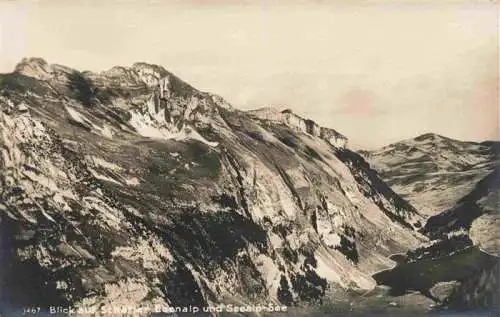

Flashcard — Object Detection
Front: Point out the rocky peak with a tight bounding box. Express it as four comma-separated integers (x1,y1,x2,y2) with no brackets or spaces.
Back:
15,57,49,69
14,57,54,80
248,106,348,148
414,132,442,142
131,62,169,77
412,133,459,147
98,66,129,78
127,62,169,88
14,57,76,79
375,133,484,155
3,59,233,146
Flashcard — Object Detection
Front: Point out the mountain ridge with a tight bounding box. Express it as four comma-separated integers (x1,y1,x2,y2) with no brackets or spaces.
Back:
362,132,496,217
6,57,349,150
0,58,427,313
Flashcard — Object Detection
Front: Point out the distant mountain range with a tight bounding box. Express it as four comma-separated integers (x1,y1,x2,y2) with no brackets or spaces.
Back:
363,133,499,311
361,133,496,217
0,57,497,316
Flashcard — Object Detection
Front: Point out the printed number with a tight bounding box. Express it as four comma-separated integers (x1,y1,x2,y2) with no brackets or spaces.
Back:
23,307,40,315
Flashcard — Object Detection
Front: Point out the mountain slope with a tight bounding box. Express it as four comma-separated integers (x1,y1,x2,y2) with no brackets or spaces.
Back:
363,133,496,217
423,166,499,240
0,58,425,314
375,167,500,311
366,134,499,312
425,165,499,310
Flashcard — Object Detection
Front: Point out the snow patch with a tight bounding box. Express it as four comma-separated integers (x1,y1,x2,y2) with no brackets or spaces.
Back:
129,111,176,139
129,111,218,147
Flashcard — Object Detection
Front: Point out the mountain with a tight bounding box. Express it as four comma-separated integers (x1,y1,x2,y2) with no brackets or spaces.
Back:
423,166,499,240
423,163,499,310
0,58,426,314
366,134,499,311
374,165,499,311
363,133,496,217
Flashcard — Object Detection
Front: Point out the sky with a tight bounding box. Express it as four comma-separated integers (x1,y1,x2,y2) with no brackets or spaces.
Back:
0,0,498,148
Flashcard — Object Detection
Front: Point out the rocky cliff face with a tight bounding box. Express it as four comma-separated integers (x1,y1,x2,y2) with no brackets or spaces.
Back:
0,58,426,314
247,107,348,149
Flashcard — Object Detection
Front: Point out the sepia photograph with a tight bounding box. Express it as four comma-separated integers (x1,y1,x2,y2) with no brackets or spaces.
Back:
0,1,498,316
